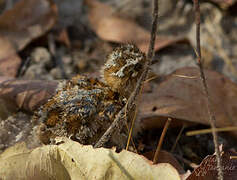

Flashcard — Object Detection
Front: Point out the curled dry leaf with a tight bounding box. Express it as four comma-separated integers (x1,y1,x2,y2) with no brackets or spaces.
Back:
187,150,237,180
0,0,57,77
85,0,187,52
139,67,237,136
0,137,181,180
0,77,57,118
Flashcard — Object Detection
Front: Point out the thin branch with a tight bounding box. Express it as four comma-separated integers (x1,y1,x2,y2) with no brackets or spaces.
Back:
186,126,237,136
153,118,172,164
193,1,223,179
17,57,31,77
126,105,138,150
94,0,159,148
171,124,186,153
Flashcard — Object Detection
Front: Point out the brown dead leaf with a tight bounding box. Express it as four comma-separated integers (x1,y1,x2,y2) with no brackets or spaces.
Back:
140,67,237,136
143,150,185,174
0,0,57,51
0,77,57,117
187,150,237,180
0,137,181,180
0,36,21,77
0,0,57,77
85,0,187,53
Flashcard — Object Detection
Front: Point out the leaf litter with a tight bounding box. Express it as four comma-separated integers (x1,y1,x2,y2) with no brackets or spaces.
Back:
0,0,237,179
0,137,180,180
0,0,57,77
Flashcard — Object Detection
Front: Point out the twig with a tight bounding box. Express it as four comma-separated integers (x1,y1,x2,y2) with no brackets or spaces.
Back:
94,0,159,148
153,118,172,164
171,124,186,153
125,122,138,152
126,70,148,150
126,105,138,150
186,126,237,136
193,1,223,179
17,57,31,77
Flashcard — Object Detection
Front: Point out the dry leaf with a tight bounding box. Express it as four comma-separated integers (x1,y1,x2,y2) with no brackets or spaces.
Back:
0,36,21,77
0,137,181,180
0,141,30,160
139,67,237,135
187,151,237,180
0,0,57,51
143,150,185,174
0,0,57,77
0,77,57,117
85,0,187,52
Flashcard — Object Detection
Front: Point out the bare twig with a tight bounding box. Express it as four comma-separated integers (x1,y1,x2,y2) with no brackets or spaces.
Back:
153,118,172,164
17,57,31,77
171,124,186,153
186,126,237,136
126,70,147,150
94,0,159,148
126,105,138,150
193,1,223,179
